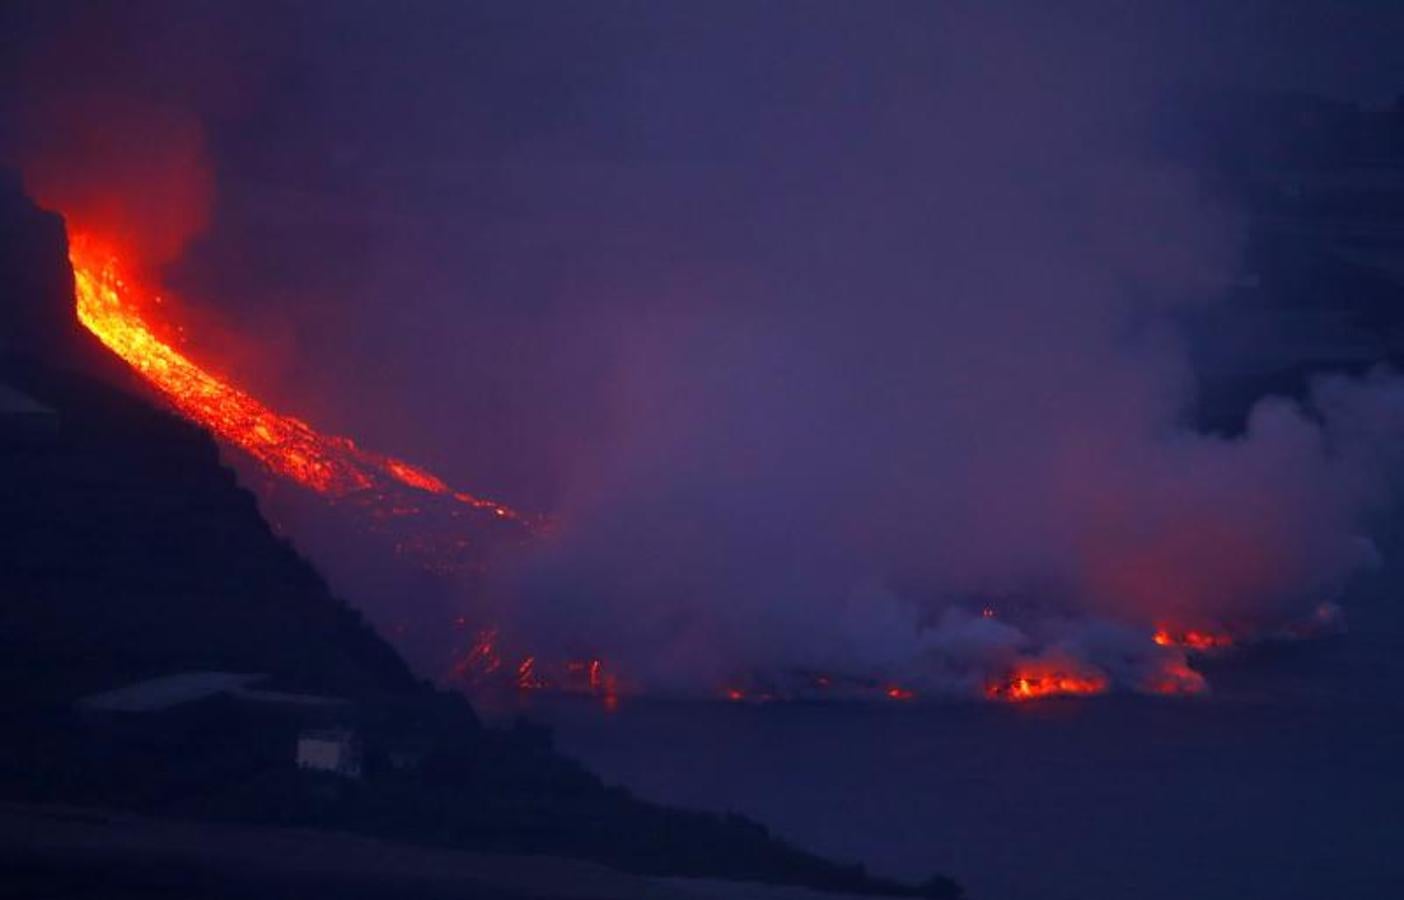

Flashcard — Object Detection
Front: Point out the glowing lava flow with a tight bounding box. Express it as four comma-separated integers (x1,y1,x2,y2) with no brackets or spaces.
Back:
68,234,527,523
986,666,1110,702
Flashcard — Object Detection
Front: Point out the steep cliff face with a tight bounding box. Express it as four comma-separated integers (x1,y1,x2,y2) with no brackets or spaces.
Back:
0,174,417,702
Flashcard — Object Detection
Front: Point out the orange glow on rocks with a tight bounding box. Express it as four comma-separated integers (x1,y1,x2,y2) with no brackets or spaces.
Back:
68,233,529,523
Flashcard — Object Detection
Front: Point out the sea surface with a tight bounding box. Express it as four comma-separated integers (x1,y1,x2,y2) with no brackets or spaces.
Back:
522,638,1404,900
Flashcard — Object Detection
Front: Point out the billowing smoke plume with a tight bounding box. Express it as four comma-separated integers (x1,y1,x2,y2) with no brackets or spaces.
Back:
5,2,1404,697
0,2,249,265
467,5,1404,695
14,93,212,266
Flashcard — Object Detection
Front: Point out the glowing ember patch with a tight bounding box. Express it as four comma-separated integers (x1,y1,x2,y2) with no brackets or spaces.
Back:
588,660,621,710
562,658,618,701
451,626,621,705
516,656,547,690
1152,627,1233,652
68,234,529,523
986,667,1109,702
451,628,503,682
884,685,916,701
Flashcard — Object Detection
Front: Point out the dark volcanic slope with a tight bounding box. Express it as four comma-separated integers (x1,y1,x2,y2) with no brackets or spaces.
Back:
0,359,418,702
0,174,416,703
0,175,959,898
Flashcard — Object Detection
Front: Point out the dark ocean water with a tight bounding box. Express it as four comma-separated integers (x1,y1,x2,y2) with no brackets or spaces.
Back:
524,640,1404,900
512,528,1404,900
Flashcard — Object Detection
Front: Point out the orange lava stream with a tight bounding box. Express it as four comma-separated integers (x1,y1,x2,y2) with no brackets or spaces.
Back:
68,234,526,522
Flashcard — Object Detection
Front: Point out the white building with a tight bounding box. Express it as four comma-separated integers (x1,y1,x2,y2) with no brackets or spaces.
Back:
296,728,363,779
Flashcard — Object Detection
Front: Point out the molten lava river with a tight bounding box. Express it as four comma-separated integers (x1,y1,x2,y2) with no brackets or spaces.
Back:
69,234,524,521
